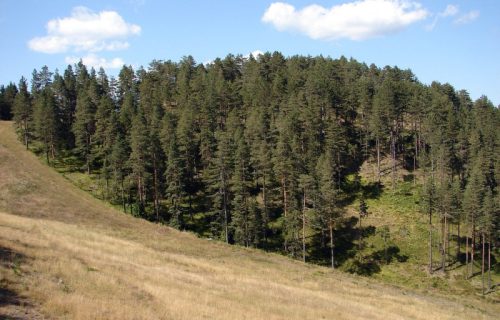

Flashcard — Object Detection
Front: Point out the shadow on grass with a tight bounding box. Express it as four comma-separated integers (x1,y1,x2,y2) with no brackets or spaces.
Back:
308,217,377,267
0,246,37,318
361,182,384,200
346,246,409,276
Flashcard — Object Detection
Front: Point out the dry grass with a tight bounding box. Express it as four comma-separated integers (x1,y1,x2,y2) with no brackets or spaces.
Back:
0,121,498,319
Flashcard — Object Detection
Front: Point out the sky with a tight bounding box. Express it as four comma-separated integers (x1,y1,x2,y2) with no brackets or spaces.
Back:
0,0,499,105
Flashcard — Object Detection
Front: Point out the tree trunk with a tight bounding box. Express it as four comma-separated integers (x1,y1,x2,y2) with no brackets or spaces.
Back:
465,218,469,279
302,188,306,263
429,206,433,274
376,137,381,184
329,223,334,270
471,214,475,278
24,121,29,150
86,134,91,175
282,176,288,252
152,153,159,221
391,129,396,190
442,213,447,271
121,178,126,213
488,234,491,292
481,232,485,295
457,221,460,263
413,127,417,185
262,174,268,246
222,170,229,244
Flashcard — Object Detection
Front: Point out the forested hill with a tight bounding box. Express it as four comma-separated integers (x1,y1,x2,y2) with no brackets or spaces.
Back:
1,53,499,293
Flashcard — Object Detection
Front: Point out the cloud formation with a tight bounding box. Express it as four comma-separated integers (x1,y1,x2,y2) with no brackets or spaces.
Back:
28,6,140,54
262,0,428,41
441,4,459,17
65,54,125,70
454,10,479,24
426,4,479,31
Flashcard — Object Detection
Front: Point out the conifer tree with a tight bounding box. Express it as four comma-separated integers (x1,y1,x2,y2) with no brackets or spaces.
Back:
230,132,253,246
128,110,150,216
13,77,32,149
33,87,58,164
109,128,129,212
316,150,345,269
165,131,185,228
463,156,486,279
206,130,233,242
422,175,437,274
73,90,96,174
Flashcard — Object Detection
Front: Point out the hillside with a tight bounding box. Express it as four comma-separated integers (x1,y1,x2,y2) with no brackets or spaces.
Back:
0,121,497,319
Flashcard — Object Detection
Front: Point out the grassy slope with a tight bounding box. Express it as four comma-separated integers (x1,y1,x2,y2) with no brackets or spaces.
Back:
0,121,497,319
343,160,500,301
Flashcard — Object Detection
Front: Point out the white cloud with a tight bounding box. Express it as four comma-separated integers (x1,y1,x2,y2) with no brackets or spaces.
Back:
65,54,125,69
425,4,460,31
441,4,458,17
28,6,140,54
262,0,428,41
454,10,479,24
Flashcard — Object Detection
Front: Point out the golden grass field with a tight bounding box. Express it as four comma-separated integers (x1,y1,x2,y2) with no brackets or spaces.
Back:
0,121,498,319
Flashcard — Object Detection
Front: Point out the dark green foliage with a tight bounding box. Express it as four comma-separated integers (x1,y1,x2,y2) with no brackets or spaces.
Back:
0,83,17,120
72,91,95,173
12,78,32,148
33,87,58,164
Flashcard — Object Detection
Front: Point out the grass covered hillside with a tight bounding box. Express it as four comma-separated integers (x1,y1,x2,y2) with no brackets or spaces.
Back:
0,119,498,320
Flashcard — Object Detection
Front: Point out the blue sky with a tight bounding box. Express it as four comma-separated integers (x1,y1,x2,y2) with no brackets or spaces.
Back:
0,0,498,105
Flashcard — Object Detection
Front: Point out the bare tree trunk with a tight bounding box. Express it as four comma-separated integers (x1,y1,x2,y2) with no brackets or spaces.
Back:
443,213,447,271
282,176,288,252
329,223,334,269
221,170,228,244
429,207,433,274
302,188,306,262
447,219,451,264
488,234,491,292
413,126,418,185
465,216,469,279
471,214,475,278
121,178,126,213
481,232,485,295
391,129,396,190
24,121,29,150
376,137,381,184
262,174,268,245
86,135,91,175
457,221,460,263
152,153,160,221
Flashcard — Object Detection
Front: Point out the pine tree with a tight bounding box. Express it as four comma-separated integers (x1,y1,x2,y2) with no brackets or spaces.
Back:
0,83,17,120
73,90,96,174
165,132,185,228
33,87,58,164
298,174,315,262
316,150,345,269
128,110,150,216
463,156,486,279
478,189,495,294
94,95,116,199
422,175,437,274
12,77,32,149
273,118,300,253
230,132,253,247
205,130,233,242
109,128,129,212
